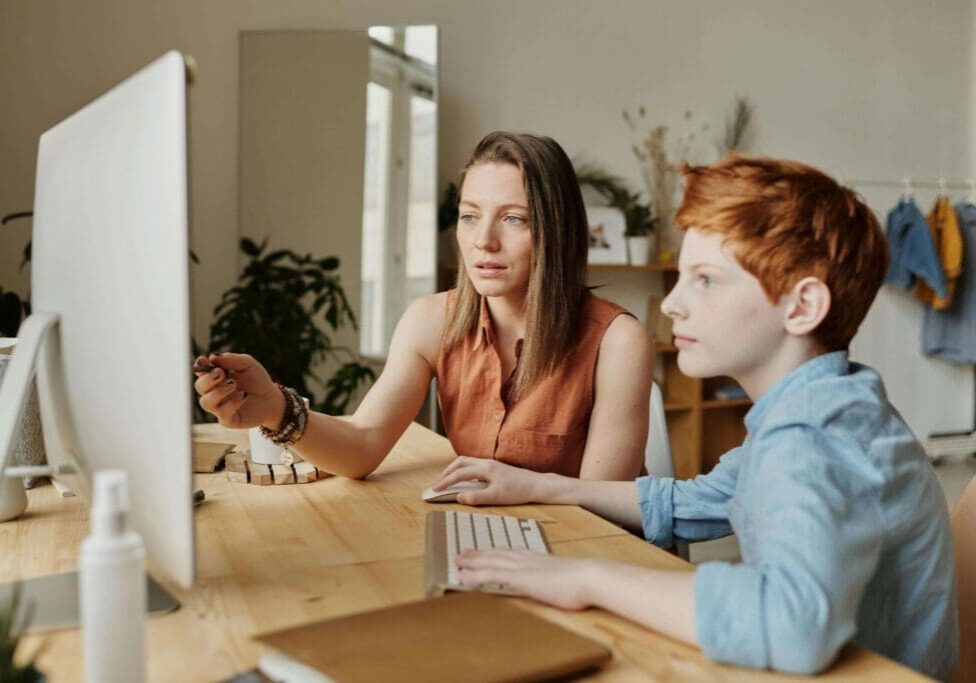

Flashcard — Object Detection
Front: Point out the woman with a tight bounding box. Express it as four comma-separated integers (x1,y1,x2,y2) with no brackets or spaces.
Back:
195,131,653,480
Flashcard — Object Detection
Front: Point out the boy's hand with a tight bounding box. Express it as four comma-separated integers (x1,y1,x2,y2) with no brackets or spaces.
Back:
456,550,596,611
431,456,550,505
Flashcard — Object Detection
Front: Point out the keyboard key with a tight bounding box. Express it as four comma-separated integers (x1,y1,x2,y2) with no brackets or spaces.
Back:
503,516,528,550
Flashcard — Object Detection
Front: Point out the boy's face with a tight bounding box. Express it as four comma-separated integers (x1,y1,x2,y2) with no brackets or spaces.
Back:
661,228,791,391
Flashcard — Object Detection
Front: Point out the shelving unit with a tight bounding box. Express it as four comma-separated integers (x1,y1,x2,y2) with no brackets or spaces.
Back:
589,262,750,479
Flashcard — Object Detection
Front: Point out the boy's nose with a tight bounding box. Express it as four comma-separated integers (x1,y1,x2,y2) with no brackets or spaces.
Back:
660,286,685,320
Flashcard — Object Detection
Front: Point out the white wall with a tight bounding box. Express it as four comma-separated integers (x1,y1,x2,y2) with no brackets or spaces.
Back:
1,0,972,433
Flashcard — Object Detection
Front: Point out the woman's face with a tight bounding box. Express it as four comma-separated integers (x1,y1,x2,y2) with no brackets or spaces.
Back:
456,162,534,300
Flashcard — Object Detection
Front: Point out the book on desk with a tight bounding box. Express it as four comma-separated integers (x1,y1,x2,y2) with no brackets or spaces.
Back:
251,591,611,683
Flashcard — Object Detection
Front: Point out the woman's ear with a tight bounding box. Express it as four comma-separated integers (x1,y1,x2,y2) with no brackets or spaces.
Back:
783,277,831,337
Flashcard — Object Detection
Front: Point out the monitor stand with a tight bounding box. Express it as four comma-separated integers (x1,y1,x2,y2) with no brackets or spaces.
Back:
0,572,179,632
0,312,181,628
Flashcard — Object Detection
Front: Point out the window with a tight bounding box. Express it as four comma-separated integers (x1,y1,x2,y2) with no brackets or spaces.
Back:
360,26,438,358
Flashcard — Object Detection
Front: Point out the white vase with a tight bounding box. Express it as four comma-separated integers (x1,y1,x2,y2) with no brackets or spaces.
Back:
627,235,651,266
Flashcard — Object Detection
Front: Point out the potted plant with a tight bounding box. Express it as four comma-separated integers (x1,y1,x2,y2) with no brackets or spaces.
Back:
575,165,656,265
622,97,756,263
0,583,45,682
0,212,33,337
200,238,375,419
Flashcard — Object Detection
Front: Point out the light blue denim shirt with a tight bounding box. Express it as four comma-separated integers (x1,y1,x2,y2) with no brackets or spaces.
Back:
637,352,958,679
885,197,948,299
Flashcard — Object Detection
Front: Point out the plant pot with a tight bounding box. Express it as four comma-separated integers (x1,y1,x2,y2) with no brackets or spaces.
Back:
626,235,652,266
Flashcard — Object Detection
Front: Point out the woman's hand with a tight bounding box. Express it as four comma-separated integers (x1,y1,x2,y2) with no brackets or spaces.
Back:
430,456,552,505
193,353,284,430
457,550,596,611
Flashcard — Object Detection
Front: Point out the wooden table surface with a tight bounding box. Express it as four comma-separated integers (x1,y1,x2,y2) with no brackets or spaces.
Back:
1,422,926,682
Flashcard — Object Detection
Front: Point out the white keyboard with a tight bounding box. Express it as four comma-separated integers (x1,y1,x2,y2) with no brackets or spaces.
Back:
425,510,550,597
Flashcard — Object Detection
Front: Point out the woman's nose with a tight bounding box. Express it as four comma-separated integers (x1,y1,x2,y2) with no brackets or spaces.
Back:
474,222,500,251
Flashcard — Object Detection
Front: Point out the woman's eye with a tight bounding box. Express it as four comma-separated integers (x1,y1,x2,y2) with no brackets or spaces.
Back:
503,215,527,225
459,214,477,224
696,274,712,287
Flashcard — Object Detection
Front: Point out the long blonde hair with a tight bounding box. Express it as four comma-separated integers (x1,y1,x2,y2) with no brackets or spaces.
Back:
442,132,589,399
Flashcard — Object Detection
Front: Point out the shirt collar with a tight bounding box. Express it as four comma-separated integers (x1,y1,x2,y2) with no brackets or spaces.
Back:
744,350,849,433
473,296,494,350
473,296,526,358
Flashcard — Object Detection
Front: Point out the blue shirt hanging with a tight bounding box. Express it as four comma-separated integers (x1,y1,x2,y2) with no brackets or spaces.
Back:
884,197,947,299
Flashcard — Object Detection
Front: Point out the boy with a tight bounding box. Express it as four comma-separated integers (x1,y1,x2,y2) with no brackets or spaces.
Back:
431,156,959,679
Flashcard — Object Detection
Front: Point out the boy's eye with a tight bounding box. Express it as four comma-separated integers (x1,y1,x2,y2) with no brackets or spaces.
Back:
696,274,712,287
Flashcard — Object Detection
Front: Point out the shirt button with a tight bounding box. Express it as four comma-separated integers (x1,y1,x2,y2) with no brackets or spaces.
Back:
280,450,294,466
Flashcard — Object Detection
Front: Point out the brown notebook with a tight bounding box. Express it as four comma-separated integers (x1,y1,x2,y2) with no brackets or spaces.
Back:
254,592,611,683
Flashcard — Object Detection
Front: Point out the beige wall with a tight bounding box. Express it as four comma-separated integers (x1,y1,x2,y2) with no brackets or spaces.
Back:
3,0,970,337
0,0,973,431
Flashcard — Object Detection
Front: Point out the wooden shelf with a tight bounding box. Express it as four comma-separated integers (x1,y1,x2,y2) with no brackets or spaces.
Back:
702,398,752,409
587,262,678,272
663,402,695,412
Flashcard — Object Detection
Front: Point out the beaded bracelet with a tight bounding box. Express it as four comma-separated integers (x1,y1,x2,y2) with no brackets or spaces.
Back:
259,383,309,446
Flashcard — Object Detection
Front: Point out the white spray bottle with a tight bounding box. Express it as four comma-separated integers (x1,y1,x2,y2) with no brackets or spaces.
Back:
79,469,146,683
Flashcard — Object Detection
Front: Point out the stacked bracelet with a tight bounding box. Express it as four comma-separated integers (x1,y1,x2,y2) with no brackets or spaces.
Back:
259,383,309,446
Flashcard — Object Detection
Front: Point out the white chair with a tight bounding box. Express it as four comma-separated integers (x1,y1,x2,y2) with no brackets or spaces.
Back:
645,382,690,560
645,382,674,479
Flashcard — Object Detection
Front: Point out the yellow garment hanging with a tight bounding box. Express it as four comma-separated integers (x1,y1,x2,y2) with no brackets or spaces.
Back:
916,196,963,310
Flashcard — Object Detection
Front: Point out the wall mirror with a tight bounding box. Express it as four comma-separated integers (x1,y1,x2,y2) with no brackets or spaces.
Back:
239,26,438,362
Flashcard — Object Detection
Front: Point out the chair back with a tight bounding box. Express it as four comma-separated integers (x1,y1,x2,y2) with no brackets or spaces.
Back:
645,382,674,478
952,474,976,682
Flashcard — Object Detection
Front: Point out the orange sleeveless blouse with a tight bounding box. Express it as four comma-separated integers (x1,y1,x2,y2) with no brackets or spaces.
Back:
435,291,632,477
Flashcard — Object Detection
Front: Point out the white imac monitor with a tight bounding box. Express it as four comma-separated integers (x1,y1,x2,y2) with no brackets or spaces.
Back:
0,51,195,592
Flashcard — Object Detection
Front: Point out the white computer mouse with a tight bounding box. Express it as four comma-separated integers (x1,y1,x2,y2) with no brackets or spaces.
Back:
421,480,489,503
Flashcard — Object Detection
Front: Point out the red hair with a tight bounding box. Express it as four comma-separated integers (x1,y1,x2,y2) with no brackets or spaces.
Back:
675,155,889,351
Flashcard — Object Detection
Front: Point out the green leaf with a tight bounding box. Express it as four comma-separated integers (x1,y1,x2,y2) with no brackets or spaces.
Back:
240,238,261,257
19,242,31,270
0,291,25,337
318,256,340,271
1,211,32,225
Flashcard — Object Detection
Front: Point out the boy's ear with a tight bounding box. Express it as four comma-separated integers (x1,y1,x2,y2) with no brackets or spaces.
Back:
783,277,831,336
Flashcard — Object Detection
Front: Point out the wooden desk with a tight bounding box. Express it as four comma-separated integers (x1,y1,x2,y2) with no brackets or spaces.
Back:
3,423,925,682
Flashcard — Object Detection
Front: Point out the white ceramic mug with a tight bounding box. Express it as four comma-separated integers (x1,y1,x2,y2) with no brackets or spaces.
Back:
0,472,27,522
0,351,33,521
248,396,308,466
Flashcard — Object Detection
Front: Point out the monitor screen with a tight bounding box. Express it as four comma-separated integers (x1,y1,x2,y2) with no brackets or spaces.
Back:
28,51,195,588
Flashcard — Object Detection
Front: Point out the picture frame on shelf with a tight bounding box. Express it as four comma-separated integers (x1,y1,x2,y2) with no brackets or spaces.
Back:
586,206,628,265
